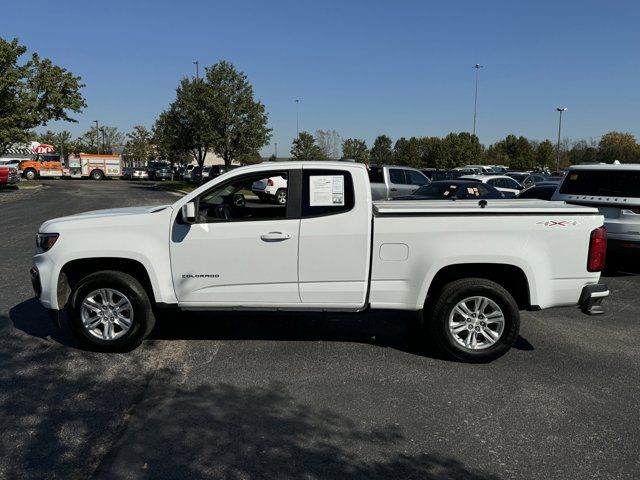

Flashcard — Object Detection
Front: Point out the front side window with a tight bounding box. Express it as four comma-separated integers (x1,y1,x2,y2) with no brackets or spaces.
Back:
195,172,289,223
406,170,428,186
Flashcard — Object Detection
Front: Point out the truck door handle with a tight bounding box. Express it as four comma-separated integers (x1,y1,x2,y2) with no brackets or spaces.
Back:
390,188,398,192
260,232,291,242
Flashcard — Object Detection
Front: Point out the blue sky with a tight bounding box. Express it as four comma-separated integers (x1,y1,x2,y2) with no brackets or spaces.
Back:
2,0,639,155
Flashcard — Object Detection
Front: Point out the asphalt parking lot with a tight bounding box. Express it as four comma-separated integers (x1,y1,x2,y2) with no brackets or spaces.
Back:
0,180,639,480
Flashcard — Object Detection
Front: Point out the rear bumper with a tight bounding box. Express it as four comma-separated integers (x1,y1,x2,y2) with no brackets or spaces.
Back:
579,283,609,316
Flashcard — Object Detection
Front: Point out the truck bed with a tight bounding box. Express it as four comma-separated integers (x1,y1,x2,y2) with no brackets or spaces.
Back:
373,199,598,215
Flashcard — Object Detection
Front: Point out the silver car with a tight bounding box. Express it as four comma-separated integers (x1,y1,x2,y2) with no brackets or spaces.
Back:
368,165,430,200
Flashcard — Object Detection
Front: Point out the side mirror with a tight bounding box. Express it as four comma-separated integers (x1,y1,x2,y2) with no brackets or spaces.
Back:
181,201,196,224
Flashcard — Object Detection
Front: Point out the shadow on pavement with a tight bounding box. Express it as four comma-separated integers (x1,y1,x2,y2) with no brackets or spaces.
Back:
1,305,499,480
96,381,499,480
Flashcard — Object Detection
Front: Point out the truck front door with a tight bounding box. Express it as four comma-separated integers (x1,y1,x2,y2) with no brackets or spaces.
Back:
170,170,301,306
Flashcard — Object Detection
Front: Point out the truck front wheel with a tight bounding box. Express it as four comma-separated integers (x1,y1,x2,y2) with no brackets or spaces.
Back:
425,278,519,363
90,169,104,180
23,169,37,181
68,271,156,352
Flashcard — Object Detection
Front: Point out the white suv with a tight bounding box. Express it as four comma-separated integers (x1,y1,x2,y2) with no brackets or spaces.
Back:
251,175,288,204
459,175,524,198
552,164,640,259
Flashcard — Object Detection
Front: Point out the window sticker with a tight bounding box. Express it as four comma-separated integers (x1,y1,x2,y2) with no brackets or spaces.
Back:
467,187,475,194
570,174,578,180
310,175,345,206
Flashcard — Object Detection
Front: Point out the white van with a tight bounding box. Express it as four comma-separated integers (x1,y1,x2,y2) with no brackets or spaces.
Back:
552,164,640,255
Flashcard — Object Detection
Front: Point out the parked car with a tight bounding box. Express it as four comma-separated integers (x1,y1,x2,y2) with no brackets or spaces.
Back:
464,165,496,174
368,164,430,200
203,165,238,181
460,175,524,198
154,167,173,181
32,161,608,362
252,175,288,204
190,166,203,183
0,159,23,173
182,164,195,181
505,171,530,184
552,163,640,259
393,180,505,200
146,161,170,180
123,168,149,181
0,166,19,189
522,173,549,189
516,181,560,200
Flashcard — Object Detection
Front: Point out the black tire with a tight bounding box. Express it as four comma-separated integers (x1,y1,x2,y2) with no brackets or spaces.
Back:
68,270,156,352
425,278,519,363
275,188,287,205
23,169,37,181
90,169,104,180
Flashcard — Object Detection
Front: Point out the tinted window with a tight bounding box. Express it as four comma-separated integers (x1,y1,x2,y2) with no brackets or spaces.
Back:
414,183,460,197
302,169,355,217
503,178,520,189
389,169,406,184
406,170,428,185
368,167,384,183
518,185,558,200
487,179,498,187
559,170,640,198
196,172,289,223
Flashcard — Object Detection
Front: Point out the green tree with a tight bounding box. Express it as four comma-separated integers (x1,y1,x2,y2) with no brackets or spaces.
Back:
154,108,192,166
598,131,640,163
568,139,598,165
205,61,271,165
78,126,124,154
36,130,77,159
125,125,155,165
341,138,369,163
291,131,325,160
441,132,482,168
487,134,534,170
534,139,556,170
393,137,422,168
370,134,393,164
0,38,86,155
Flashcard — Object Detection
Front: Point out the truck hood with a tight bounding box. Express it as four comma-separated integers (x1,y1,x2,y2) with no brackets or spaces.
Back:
39,205,172,232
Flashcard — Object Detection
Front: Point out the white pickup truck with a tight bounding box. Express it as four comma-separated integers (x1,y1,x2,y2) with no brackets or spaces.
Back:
31,162,609,362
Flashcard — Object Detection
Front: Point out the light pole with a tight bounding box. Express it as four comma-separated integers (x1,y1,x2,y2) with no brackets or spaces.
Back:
275,142,278,158
555,107,567,173
472,64,483,137
295,99,300,136
93,120,100,154
99,128,106,153
193,61,199,81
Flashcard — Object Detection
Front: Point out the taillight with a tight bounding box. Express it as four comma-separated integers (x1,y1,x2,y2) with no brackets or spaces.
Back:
267,179,274,186
587,226,607,272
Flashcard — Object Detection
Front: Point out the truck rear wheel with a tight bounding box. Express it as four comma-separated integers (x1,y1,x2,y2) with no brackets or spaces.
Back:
90,169,104,180
425,278,519,363
23,169,37,181
68,270,156,352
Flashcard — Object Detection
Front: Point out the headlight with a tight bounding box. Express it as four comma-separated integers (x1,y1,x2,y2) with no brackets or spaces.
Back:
36,233,59,253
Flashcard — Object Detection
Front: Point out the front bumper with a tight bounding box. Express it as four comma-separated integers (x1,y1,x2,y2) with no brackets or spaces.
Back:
579,283,609,315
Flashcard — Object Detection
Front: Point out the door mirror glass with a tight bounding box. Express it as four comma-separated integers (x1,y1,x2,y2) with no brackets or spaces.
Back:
181,201,196,224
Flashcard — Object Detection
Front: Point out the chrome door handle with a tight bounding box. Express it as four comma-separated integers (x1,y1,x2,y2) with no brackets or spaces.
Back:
260,232,291,242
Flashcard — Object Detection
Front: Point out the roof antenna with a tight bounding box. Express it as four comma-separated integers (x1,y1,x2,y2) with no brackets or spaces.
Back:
479,200,488,208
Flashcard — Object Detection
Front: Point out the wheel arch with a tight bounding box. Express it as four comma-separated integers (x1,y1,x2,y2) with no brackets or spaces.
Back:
423,263,533,311
57,257,157,310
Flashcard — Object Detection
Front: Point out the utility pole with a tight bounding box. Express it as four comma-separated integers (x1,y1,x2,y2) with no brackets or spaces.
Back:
295,99,300,136
555,107,567,173
93,120,100,154
193,60,199,81
275,142,278,158
472,64,483,137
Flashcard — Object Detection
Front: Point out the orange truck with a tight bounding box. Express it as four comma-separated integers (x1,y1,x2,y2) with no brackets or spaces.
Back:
19,153,123,180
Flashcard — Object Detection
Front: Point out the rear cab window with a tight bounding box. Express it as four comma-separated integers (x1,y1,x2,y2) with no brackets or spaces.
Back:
368,167,384,183
302,169,355,217
560,170,640,198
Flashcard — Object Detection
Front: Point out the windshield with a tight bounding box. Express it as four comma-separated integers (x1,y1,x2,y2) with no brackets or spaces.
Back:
559,170,640,198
